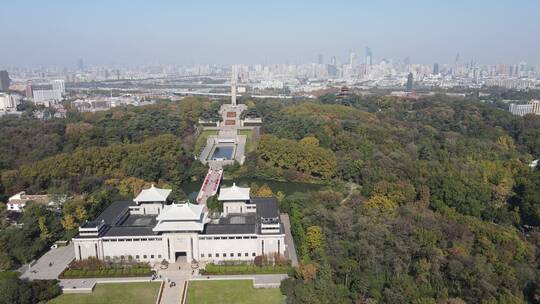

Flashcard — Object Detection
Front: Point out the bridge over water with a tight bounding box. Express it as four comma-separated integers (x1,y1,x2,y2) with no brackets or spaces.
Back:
196,168,223,205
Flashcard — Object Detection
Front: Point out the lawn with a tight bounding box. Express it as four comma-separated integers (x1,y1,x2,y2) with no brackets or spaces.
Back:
186,280,285,304
195,129,219,156
238,129,256,152
48,282,161,304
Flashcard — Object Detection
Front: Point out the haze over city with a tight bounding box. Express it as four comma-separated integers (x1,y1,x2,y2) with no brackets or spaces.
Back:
2,2,540,304
1,0,540,66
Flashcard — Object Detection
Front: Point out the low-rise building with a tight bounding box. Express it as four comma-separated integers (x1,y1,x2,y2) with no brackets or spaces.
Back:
72,184,286,264
509,100,540,116
7,191,52,212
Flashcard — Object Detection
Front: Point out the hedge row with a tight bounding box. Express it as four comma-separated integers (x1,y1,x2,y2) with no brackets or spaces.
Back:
60,267,152,278
201,264,292,275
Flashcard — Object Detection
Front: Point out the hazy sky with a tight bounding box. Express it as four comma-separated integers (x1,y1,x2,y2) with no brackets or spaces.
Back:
1,0,539,67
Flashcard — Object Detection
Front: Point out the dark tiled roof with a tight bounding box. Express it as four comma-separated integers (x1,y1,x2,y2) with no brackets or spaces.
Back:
75,200,156,239
252,197,279,219
203,224,256,235
218,214,256,225
121,215,156,227
96,200,135,225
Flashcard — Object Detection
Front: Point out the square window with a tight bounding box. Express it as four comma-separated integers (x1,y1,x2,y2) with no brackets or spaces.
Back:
143,255,147,259
158,255,162,259
230,253,234,257
151,255,154,259
209,254,212,258
245,253,248,257
252,253,256,256
135,255,139,259
201,254,205,258
216,253,219,257
120,255,125,259
237,253,241,257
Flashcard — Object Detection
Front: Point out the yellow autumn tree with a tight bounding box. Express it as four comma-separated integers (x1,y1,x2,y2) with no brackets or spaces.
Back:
306,225,324,251
363,194,398,213
299,136,320,147
75,205,88,223
118,177,149,197
61,213,78,230
38,217,52,241
276,191,285,202
253,184,273,197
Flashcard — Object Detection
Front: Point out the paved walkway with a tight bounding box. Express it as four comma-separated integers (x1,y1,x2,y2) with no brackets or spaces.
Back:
196,169,223,204
59,277,155,291
199,137,215,161
21,243,74,280
156,262,194,304
280,214,299,267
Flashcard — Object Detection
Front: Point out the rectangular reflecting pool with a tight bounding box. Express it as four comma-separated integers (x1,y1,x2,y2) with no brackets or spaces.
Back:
211,146,234,160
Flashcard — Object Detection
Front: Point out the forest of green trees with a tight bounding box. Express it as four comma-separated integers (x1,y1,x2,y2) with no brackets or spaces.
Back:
242,94,540,303
0,98,211,270
1,92,540,303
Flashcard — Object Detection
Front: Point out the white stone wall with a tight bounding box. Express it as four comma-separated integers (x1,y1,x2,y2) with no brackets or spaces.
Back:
222,202,256,216
74,238,100,260
74,232,286,264
258,234,286,257
198,235,259,262
134,203,163,215
101,237,166,262
197,234,286,262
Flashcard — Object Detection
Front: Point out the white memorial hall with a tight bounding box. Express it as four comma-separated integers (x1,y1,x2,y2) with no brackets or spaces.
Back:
72,184,286,264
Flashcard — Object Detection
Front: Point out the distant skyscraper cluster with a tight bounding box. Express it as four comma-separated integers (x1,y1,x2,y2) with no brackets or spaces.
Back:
1,50,540,97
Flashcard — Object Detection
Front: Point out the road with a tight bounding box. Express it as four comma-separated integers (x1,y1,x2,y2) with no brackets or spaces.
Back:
280,214,299,267
20,243,74,280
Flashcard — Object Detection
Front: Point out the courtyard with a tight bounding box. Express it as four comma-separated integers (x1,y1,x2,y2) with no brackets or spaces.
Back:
48,282,161,304
186,280,285,304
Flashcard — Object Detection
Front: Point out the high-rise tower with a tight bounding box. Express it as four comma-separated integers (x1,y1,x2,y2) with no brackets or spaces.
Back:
231,65,237,106
349,52,357,66
365,47,373,66
77,58,84,71
406,73,414,91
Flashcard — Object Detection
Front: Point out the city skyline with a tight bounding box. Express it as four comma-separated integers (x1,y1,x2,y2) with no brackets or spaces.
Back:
1,0,540,67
